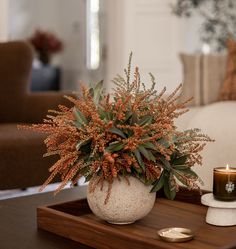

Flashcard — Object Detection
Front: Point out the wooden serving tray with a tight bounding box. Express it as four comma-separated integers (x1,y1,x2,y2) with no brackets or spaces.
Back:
37,198,236,249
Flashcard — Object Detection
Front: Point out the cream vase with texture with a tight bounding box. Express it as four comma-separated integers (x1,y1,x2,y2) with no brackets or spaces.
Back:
87,176,156,225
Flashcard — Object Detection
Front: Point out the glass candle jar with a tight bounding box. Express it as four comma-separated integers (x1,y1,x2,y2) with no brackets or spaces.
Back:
213,166,236,201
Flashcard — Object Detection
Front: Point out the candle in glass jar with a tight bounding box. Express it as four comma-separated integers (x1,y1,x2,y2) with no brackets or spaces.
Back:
213,165,236,201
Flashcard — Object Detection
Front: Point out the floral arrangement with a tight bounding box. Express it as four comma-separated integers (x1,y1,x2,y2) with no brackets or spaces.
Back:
29,29,63,64
20,54,213,202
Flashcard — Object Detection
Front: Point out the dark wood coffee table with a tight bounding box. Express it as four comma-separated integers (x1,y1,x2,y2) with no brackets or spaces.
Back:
0,186,236,249
0,186,91,249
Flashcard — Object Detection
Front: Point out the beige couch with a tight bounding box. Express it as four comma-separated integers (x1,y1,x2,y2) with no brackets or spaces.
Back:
176,101,236,191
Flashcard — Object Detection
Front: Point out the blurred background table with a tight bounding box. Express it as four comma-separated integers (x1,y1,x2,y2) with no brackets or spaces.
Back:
0,186,92,249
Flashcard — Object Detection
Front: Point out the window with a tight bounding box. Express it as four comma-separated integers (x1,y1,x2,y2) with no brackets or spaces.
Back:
86,0,100,70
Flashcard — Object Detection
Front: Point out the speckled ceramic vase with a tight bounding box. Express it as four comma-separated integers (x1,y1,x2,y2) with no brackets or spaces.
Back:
87,176,156,225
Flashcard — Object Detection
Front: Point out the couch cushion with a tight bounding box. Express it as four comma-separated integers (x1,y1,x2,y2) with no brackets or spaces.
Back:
202,54,226,104
179,53,202,106
185,102,236,191
0,124,58,189
180,53,227,106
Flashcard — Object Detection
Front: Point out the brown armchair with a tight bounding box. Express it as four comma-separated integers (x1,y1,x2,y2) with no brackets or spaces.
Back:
0,41,72,190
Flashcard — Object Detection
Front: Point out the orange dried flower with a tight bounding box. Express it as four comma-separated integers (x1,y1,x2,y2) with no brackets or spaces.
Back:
19,53,213,200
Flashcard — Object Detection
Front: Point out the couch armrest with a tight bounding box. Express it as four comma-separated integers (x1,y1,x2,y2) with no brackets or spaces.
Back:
21,91,74,123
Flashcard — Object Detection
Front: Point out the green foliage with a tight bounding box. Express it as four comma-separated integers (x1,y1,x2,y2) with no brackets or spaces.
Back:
133,149,145,171
106,141,125,153
73,108,88,127
108,127,126,138
32,54,213,199
82,80,208,200
89,80,104,105
151,171,164,192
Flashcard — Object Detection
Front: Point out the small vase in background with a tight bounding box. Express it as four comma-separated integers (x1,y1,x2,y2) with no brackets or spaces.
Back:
38,50,51,65
28,29,63,65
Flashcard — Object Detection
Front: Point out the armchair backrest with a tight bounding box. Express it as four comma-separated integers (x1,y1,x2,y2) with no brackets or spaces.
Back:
0,41,33,122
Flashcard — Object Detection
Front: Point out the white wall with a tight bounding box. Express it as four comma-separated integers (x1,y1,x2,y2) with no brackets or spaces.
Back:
8,0,59,39
6,0,202,91
106,0,179,92
0,0,9,41
8,0,86,90
105,0,203,92
8,0,107,90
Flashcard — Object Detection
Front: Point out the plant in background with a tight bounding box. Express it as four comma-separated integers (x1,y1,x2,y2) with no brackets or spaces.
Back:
172,0,236,52
20,54,213,202
29,29,63,64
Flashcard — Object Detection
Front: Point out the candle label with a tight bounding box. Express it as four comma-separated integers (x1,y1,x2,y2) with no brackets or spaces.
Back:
225,181,235,193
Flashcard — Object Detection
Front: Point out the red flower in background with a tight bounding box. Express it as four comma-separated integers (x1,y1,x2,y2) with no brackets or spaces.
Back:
29,29,63,64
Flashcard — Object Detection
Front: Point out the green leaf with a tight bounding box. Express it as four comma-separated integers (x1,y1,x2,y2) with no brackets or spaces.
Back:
76,139,91,150
151,171,164,192
170,151,178,162
124,111,133,122
138,145,156,162
138,145,150,161
132,166,142,174
173,170,188,186
74,121,83,128
85,174,93,182
178,168,198,179
130,112,138,125
147,151,156,162
92,80,104,105
108,127,126,138
133,149,145,171
106,141,125,153
77,166,90,175
98,108,106,120
80,141,92,153
173,168,199,187
158,138,169,148
142,141,156,150
138,116,153,126
121,169,128,177
164,174,176,200
172,165,190,170
73,108,88,126
172,155,188,165
160,157,171,171
105,112,113,121
126,129,133,137
145,179,154,185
